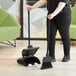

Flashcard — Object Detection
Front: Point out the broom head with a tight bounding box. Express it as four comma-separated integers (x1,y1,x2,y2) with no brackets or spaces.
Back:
40,56,53,70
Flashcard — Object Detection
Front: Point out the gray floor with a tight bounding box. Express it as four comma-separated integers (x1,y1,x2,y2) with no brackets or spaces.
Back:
0,40,76,76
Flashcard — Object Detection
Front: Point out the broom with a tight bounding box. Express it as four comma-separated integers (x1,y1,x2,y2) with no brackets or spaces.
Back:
40,19,53,70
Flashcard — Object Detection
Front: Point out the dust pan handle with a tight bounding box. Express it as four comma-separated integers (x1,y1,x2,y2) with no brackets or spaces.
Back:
28,11,31,46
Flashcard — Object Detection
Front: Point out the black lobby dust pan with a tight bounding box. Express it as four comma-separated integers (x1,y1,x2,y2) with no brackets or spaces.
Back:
17,11,40,66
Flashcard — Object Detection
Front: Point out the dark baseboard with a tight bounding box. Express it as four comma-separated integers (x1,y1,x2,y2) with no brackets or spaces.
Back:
17,38,76,41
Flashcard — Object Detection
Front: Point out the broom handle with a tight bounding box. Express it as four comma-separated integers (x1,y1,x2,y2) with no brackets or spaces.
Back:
28,11,31,46
46,19,50,56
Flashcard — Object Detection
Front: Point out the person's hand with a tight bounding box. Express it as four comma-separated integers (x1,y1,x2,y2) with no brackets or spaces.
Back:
27,7,33,11
47,14,54,20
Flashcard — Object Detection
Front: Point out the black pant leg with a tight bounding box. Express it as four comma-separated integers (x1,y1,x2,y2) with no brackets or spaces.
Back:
56,13,71,56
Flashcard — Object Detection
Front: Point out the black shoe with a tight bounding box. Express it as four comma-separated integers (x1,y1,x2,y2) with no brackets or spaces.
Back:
62,55,70,62
51,57,56,62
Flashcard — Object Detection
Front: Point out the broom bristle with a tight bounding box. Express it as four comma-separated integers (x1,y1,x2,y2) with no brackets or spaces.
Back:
40,62,53,70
